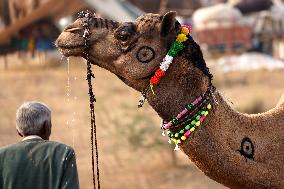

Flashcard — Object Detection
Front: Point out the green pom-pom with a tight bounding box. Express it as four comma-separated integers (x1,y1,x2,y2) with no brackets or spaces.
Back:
177,43,185,51
168,42,185,57
172,42,184,52
168,49,177,57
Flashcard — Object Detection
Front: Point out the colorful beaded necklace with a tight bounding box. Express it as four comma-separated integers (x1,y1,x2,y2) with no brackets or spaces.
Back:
161,85,215,150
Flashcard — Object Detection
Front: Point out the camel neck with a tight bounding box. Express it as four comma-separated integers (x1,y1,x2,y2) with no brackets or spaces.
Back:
145,54,211,120
160,85,216,149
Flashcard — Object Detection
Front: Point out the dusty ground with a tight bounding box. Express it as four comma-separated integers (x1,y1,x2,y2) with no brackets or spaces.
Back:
0,55,283,189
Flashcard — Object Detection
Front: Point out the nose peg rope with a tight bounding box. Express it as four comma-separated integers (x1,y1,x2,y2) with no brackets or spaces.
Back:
80,10,101,189
87,60,100,189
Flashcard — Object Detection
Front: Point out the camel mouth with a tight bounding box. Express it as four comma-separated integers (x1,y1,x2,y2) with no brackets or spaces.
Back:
57,44,85,49
56,44,85,57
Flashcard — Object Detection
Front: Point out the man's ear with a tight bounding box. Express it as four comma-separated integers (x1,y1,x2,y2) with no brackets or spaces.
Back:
42,120,51,140
17,130,23,137
160,11,177,37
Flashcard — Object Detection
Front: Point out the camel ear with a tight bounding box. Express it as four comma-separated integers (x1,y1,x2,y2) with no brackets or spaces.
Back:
160,11,177,36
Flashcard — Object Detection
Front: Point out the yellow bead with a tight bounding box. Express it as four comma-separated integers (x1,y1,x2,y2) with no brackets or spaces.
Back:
177,140,181,144
195,121,200,126
181,136,186,140
207,104,212,109
190,127,195,132
204,111,208,116
171,138,176,143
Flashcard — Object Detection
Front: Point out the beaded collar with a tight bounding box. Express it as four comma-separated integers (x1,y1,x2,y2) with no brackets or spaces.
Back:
161,85,216,150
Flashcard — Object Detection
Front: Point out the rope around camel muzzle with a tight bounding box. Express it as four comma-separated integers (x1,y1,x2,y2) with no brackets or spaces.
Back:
80,10,101,189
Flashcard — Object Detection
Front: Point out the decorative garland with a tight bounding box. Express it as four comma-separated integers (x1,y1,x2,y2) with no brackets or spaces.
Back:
138,24,191,107
149,25,191,93
160,85,215,150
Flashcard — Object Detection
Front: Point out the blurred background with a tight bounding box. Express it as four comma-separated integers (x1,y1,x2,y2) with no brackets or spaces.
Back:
0,0,284,188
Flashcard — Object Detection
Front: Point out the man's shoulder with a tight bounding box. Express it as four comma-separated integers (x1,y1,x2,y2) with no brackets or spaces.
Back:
45,141,75,152
0,140,74,155
0,143,18,154
41,141,76,161
0,141,26,153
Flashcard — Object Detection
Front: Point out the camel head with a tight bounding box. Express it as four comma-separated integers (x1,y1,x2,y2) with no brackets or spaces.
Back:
56,12,211,93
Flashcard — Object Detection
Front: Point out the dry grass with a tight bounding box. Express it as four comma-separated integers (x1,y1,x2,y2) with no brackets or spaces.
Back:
0,55,283,189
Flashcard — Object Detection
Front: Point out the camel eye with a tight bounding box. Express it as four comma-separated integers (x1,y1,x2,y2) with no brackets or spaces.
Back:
118,34,128,42
115,23,136,43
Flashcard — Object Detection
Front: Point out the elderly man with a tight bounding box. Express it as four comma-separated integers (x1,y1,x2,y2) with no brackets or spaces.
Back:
0,101,80,189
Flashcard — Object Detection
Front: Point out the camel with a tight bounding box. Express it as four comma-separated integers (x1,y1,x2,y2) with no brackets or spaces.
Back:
56,11,284,189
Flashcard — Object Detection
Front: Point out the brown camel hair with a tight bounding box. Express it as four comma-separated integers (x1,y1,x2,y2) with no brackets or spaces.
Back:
56,12,284,189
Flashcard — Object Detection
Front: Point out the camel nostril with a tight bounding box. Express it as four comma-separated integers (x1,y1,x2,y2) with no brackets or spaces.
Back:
64,27,81,33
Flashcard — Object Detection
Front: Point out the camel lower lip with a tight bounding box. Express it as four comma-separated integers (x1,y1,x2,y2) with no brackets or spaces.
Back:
57,44,85,49
58,46,83,57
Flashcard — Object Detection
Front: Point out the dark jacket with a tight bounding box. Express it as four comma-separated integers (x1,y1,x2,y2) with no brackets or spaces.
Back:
0,138,80,189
